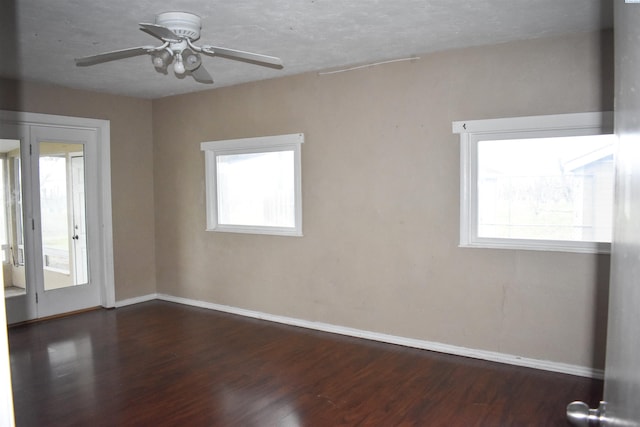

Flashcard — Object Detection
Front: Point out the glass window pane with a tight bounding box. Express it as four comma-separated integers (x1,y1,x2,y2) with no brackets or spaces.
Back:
40,142,88,289
477,135,615,242
40,154,70,275
14,156,24,264
1,140,25,294
216,151,295,228
0,159,7,264
0,160,5,247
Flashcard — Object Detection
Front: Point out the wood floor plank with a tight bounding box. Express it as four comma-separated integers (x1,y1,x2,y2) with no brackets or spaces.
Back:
7,301,602,426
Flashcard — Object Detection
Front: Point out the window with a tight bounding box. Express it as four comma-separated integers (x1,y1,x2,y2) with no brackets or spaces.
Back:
453,112,614,253
201,133,304,236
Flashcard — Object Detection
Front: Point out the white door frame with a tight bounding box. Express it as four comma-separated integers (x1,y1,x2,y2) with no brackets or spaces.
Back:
0,110,115,309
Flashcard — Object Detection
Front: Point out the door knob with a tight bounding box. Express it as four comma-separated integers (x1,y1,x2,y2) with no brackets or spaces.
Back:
567,401,607,426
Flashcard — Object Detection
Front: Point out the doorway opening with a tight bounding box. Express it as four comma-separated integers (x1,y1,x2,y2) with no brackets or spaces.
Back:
0,111,115,323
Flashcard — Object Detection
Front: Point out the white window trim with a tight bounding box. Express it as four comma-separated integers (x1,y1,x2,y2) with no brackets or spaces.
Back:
452,112,614,254
201,133,304,237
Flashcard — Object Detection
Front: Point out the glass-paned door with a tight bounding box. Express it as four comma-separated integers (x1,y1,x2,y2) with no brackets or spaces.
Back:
1,126,36,323
3,124,100,323
31,126,100,319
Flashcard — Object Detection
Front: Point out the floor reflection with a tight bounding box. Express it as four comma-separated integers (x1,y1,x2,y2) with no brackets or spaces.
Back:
46,334,94,380
220,385,302,426
10,329,99,424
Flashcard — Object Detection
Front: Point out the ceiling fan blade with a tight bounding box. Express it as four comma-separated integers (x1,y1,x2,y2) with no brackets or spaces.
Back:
201,45,283,69
190,65,214,84
75,46,152,66
139,23,182,42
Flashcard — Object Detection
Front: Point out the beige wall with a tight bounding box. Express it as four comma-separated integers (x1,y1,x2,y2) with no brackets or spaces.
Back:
153,31,612,369
0,30,612,369
0,79,157,300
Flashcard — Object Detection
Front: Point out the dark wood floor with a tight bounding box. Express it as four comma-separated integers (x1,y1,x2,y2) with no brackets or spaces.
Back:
8,301,601,426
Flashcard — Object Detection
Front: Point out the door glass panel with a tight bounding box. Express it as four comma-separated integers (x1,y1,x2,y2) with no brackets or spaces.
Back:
39,142,88,290
1,139,26,298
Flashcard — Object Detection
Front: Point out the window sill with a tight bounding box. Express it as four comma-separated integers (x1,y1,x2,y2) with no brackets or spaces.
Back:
208,225,303,237
459,239,610,254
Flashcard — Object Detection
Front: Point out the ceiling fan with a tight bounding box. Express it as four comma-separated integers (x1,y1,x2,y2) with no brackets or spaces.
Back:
75,11,284,84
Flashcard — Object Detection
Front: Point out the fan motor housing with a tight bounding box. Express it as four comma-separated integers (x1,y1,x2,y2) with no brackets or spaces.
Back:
155,11,201,40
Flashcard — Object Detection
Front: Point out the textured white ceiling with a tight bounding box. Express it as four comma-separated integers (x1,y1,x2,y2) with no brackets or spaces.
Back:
1,0,612,99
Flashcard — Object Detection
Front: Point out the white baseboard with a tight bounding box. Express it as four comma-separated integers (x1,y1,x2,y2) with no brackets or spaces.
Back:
115,293,158,308
151,293,603,379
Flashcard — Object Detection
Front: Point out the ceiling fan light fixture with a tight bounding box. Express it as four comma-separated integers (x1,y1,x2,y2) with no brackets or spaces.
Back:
183,50,202,71
151,49,173,70
174,53,186,75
